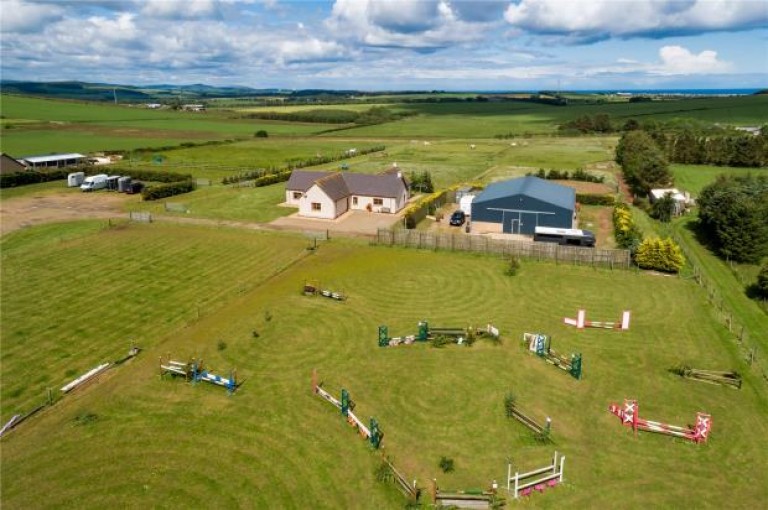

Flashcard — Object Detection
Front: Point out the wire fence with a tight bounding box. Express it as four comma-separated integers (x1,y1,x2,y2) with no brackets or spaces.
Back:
672,233,767,384
375,228,631,269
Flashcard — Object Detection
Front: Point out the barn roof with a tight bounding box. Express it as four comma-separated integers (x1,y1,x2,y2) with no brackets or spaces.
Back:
21,153,86,164
474,176,574,210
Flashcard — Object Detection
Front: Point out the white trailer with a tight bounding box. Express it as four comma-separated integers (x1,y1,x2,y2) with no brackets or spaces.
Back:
67,172,85,187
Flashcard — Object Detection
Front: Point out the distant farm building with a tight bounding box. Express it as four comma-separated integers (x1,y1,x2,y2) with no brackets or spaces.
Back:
285,166,409,219
649,188,692,215
0,153,27,174
182,104,206,112
471,176,575,235
20,153,87,170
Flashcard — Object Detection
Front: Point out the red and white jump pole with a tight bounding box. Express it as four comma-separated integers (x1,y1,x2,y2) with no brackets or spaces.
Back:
608,399,711,443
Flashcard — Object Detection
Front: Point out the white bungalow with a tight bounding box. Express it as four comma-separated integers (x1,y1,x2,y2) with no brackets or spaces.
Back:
285,167,409,219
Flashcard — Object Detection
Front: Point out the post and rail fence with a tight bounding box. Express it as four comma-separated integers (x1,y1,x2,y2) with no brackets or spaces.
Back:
374,228,631,269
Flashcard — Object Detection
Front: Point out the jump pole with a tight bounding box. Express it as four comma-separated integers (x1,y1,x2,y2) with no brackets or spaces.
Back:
508,451,565,499
564,310,630,330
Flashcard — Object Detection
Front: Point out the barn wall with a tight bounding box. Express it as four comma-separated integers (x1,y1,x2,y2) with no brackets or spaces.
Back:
472,193,573,235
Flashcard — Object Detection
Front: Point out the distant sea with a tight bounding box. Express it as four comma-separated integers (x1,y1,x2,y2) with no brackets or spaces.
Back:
476,88,762,96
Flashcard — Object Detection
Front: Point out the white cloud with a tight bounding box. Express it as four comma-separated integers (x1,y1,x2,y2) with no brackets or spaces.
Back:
0,0,65,33
504,0,768,42
141,0,219,20
655,45,731,74
326,0,499,49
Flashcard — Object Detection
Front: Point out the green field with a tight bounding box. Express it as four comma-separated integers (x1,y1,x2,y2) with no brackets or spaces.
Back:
672,164,767,195
1,223,767,508
0,95,335,155
126,183,294,223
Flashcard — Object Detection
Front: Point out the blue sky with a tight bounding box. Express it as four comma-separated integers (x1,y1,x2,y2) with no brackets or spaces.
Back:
1,0,766,90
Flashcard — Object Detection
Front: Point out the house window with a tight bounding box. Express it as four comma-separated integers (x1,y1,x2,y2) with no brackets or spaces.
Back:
352,196,358,205
373,198,384,206
293,191,302,199
311,202,322,211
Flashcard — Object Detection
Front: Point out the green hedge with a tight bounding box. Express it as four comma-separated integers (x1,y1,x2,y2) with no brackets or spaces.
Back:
253,170,292,187
141,180,196,201
0,168,78,188
116,169,192,183
577,193,616,206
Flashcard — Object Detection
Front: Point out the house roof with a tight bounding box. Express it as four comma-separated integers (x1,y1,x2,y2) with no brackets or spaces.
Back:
315,173,350,201
22,153,86,164
288,169,407,199
286,170,332,191
474,176,575,210
0,153,27,173
342,172,406,198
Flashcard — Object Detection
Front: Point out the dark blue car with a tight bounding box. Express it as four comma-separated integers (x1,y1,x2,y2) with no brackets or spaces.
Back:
449,210,466,226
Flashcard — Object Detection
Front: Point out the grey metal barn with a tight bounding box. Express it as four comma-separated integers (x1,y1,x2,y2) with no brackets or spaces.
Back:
471,176,575,235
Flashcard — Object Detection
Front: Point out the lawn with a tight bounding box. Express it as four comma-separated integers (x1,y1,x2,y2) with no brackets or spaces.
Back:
126,182,294,223
672,164,767,196
124,138,392,182
0,222,310,418
2,224,767,509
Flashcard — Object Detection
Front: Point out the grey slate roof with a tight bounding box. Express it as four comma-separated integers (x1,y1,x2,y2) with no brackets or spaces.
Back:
474,176,575,210
316,173,350,201
288,169,407,199
342,172,405,198
286,170,333,191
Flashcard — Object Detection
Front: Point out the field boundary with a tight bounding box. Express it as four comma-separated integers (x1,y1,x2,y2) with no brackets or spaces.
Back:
374,228,631,269
671,231,768,384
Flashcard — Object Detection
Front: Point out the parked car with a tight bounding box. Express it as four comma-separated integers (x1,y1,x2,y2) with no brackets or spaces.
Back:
449,210,466,226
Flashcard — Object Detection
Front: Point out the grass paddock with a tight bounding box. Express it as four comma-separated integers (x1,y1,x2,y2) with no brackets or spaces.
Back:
2,224,766,508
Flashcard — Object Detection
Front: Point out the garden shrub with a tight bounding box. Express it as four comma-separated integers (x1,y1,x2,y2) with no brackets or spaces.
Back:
634,237,685,273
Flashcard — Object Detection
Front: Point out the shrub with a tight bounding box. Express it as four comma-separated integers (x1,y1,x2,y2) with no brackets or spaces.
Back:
634,237,685,273
613,204,643,251
439,456,455,473
505,256,521,276
141,180,196,201
504,392,517,418
577,193,615,206
254,130,268,138
755,263,768,299
217,340,227,351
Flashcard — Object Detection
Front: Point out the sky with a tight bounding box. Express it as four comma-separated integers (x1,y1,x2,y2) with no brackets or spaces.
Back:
1,0,766,91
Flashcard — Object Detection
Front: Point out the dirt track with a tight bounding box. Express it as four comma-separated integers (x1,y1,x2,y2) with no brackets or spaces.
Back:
0,191,126,236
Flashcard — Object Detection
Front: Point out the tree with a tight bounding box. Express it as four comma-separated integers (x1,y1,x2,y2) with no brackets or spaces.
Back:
616,130,672,195
698,175,768,263
756,263,768,299
650,192,675,223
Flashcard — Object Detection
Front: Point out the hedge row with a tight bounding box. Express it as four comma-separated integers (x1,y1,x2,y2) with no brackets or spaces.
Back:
577,193,616,206
141,180,196,201
0,168,79,188
122,169,192,183
221,145,386,185
253,170,293,187
403,189,450,228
